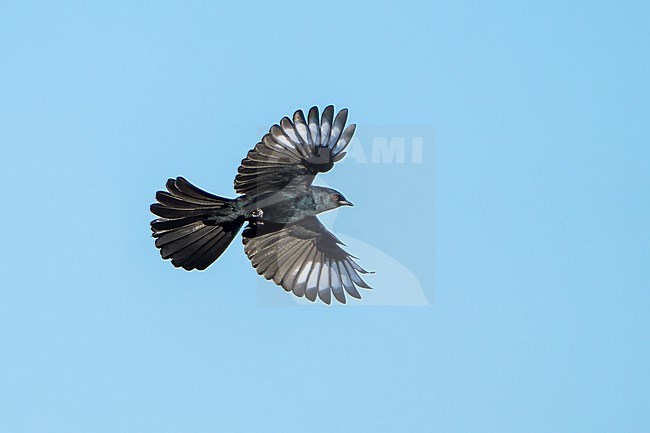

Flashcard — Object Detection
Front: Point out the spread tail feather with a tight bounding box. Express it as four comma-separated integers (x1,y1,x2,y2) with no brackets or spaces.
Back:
150,177,243,270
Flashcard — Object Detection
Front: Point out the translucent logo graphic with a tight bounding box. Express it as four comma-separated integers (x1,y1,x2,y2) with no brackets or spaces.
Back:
255,126,434,306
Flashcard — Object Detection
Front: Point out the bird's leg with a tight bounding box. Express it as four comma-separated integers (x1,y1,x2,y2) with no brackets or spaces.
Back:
251,208,264,225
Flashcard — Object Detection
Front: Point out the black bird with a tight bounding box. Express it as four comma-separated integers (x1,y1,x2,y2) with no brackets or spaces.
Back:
150,105,372,304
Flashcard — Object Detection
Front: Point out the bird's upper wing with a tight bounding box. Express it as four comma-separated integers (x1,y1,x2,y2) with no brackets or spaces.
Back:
234,105,356,197
242,217,372,304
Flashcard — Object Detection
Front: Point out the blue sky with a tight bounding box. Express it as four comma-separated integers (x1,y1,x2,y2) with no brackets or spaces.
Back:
1,1,649,432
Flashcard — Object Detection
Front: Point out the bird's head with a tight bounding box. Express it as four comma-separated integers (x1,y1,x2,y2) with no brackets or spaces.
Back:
313,187,353,212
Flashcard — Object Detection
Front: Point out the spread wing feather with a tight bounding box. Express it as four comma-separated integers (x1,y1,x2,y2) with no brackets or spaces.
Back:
234,105,356,197
242,217,372,305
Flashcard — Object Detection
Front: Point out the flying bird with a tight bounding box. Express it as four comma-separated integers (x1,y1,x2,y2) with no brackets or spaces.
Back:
150,105,372,304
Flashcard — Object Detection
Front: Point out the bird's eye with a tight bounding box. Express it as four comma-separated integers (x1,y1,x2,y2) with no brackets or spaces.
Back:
332,194,341,201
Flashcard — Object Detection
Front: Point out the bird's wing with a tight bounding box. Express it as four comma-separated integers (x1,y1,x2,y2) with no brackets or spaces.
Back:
234,105,356,197
242,216,372,304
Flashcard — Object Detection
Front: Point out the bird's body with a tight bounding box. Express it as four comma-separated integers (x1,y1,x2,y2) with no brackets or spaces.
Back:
150,106,372,304
196,186,346,227
236,186,348,224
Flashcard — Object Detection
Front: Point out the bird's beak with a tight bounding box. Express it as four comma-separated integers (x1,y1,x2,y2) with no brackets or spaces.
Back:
338,200,353,207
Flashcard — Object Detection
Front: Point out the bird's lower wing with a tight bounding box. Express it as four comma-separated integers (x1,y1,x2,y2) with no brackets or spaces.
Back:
242,217,372,304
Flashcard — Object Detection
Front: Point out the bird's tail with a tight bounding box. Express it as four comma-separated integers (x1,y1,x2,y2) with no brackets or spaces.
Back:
150,177,244,271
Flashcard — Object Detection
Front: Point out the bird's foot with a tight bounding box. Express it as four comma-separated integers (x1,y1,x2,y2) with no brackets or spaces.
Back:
251,208,264,225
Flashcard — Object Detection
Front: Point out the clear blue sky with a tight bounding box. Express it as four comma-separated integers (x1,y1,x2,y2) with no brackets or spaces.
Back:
1,1,649,432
